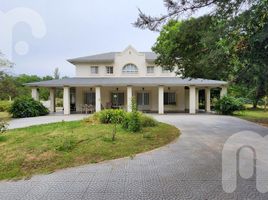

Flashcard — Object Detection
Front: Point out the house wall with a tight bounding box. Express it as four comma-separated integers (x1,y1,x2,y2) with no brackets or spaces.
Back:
74,46,177,78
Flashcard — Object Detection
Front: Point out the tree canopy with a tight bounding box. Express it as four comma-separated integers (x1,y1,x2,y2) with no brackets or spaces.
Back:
136,0,268,107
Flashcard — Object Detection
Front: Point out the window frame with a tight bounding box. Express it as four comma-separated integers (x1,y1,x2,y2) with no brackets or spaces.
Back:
164,92,176,105
122,63,138,74
147,66,154,74
84,92,96,105
90,66,99,74
106,66,114,74
137,92,150,106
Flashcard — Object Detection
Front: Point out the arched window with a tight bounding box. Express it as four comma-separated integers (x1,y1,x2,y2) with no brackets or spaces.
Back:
122,64,138,74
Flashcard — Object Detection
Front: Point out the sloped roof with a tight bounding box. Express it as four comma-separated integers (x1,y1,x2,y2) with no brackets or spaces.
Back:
67,52,157,64
26,77,227,87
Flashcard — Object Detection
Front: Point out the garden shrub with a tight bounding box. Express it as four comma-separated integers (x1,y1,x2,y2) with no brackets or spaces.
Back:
140,115,157,127
98,109,126,124
215,96,245,115
127,111,141,132
0,101,12,112
10,97,49,118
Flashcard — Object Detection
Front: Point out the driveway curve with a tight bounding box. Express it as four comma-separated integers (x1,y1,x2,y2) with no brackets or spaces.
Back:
0,114,268,200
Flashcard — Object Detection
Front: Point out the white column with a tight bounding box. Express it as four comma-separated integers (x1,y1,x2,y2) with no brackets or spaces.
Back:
127,86,132,112
196,89,199,112
189,86,196,114
49,88,56,113
31,87,39,101
220,86,227,98
63,86,70,115
158,86,164,114
95,87,101,112
205,88,211,112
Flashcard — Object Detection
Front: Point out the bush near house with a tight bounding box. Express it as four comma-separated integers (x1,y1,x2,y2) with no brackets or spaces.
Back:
98,109,126,124
10,97,49,118
215,96,245,115
0,101,12,112
91,109,156,132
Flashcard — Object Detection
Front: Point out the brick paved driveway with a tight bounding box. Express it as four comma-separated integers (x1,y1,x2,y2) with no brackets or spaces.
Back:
0,114,268,200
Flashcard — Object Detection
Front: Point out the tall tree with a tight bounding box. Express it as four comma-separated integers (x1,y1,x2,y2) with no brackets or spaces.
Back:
54,67,60,79
136,0,268,107
0,52,13,68
134,0,258,31
152,16,233,80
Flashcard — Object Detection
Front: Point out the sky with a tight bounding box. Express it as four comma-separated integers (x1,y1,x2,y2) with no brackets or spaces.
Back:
0,0,167,77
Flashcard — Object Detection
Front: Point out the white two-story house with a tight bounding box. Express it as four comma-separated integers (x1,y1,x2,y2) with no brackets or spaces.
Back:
27,45,228,115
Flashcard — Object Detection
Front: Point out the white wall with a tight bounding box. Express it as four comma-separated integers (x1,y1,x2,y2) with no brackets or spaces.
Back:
74,46,177,78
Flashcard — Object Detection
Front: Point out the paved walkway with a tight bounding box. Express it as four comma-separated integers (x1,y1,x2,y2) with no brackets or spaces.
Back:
8,113,88,129
1,114,268,199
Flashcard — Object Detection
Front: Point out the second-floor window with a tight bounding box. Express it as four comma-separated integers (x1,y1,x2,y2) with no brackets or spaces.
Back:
91,66,99,74
106,66,113,74
147,66,154,74
122,64,138,74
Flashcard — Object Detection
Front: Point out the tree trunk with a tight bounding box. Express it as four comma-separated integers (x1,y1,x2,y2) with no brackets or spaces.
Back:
253,99,259,109
253,102,257,109
265,96,267,112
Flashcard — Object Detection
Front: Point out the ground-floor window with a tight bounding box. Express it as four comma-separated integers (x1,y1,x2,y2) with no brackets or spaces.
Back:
84,92,95,105
164,92,176,105
137,92,149,106
111,93,124,106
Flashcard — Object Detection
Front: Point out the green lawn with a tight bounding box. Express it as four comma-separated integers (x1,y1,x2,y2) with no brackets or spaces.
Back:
235,108,268,127
0,120,179,180
0,112,10,121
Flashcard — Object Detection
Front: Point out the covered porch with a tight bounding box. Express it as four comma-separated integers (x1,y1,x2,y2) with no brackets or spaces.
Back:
28,77,228,115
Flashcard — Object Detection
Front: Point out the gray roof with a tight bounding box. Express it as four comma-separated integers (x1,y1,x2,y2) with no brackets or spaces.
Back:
68,52,157,64
26,77,227,87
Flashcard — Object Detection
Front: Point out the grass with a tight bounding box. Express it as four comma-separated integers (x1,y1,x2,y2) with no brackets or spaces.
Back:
0,112,10,121
235,107,268,127
0,120,179,180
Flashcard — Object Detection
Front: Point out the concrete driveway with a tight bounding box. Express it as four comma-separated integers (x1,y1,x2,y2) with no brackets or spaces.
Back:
0,114,268,199
8,113,88,129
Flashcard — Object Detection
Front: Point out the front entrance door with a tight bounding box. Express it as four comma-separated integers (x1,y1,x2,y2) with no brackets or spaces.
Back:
111,92,124,108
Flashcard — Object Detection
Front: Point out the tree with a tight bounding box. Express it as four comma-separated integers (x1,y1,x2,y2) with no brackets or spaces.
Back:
228,1,268,107
54,67,60,79
134,0,258,31
152,16,234,80
0,52,13,68
136,0,268,108
0,72,18,100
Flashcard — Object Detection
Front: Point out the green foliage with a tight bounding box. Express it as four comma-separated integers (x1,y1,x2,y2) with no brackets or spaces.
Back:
149,0,268,108
0,101,12,112
215,96,245,115
98,109,126,124
153,16,232,80
55,138,76,152
0,72,54,101
125,111,140,132
10,97,49,118
95,108,156,133
140,115,157,127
